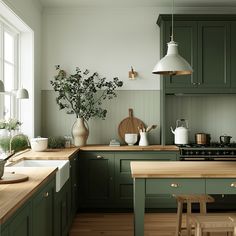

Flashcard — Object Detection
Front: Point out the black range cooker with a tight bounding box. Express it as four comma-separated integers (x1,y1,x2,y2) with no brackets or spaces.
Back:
179,143,236,161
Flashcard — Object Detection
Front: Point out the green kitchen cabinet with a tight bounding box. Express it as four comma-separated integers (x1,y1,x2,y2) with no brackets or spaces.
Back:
69,154,79,220
32,179,54,236
163,21,198,88
231,22,236,88
78,152,114,208
115,152,178,208
158,15,231,93
78,151,179,209
54,180,70,236
0,176,55,236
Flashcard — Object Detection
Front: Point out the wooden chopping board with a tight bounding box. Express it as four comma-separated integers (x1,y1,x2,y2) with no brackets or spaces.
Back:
118,108,144,142
0,172,28,184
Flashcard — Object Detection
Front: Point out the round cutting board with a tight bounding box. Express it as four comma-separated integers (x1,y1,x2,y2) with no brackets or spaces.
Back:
0,172,29,184
118,108,144,142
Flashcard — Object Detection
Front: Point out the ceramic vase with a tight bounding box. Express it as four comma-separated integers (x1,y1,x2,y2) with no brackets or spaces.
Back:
72,117,89,147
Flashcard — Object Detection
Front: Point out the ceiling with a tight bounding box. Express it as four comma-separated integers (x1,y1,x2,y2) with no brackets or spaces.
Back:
39,0,236,8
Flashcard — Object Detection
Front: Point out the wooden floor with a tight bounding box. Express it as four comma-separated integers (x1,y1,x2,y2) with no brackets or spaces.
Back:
69,213,229,236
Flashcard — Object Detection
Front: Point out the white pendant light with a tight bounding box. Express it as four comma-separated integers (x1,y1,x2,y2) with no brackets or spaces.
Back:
152,0,193,75
16,88,29,99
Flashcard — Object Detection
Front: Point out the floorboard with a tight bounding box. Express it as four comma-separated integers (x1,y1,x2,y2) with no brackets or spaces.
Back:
69,213,229,236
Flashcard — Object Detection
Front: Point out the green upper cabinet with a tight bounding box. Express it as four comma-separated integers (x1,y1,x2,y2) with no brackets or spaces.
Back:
231,22,236,88
164,21,198,88
158,15,233,94
198,21,230,88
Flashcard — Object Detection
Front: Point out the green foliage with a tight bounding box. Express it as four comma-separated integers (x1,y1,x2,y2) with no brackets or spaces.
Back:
0,118,22,130
50,66,123,121
0,135,29,153
48,136,65,149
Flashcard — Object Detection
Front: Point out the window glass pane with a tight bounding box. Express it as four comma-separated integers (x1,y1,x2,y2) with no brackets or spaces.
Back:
4,96,10,120
4,63,14,91
4,31,14,64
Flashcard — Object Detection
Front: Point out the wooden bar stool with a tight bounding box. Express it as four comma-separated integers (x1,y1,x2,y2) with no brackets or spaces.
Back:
174,195,214,236
191,215,236,236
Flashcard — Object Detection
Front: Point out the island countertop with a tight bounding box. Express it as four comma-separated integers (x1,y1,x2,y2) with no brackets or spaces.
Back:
131,161,236,178
0,167,57,224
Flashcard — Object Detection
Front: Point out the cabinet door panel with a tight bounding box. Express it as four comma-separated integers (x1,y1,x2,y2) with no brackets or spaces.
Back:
164,21,197,88
231,22,236,88
9,204,31,236
198,22,230,88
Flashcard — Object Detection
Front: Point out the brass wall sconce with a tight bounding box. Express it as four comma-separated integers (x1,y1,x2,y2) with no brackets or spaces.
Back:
128,66,137,80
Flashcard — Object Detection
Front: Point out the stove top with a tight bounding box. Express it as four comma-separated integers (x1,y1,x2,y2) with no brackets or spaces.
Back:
179,142,236,149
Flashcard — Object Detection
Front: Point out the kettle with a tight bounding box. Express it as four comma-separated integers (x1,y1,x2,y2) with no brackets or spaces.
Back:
171,119,189,145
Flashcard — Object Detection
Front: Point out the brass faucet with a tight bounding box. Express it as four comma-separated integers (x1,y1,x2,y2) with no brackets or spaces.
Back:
8,133,30,161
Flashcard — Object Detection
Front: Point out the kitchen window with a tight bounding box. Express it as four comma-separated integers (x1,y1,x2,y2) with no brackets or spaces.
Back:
0,19,19,120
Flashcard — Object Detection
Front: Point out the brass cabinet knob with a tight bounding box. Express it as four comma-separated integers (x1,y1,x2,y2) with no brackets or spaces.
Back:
96,155,103,159
44,192,49,197
230,183,236,188
170,183,180,188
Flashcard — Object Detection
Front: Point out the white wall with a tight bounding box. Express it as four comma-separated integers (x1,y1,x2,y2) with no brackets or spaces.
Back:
42,7,161,90
2,0,42,136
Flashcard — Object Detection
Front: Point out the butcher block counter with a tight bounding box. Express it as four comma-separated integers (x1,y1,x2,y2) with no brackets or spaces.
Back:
131,161,236,236
79,145,178,151
0,166,57,224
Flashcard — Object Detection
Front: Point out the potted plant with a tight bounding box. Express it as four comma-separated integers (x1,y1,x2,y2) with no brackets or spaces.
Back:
50,66,123,146
6,118,22,136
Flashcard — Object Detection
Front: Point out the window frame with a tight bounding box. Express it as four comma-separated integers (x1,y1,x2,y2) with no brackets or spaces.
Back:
0,17,20,120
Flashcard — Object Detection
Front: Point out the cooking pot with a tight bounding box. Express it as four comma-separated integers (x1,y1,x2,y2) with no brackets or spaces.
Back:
220,135,232,145
171,119,189,145
30,137,48,152
195,133,211,145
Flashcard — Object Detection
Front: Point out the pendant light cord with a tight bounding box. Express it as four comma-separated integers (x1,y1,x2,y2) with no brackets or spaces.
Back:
171,0,174,41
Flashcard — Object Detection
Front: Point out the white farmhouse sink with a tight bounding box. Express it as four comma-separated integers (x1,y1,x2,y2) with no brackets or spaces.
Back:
12,160,70,192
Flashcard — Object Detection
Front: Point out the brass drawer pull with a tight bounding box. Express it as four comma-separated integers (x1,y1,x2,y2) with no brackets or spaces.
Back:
170,183,180,188
97,155,103,159
230,183,236,188
44,192,49,197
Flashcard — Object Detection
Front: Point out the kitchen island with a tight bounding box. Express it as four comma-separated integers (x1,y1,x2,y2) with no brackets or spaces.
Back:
131,161,236,236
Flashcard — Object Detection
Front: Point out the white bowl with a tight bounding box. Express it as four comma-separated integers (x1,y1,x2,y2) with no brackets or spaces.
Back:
30,137,48,152
125,133,138,146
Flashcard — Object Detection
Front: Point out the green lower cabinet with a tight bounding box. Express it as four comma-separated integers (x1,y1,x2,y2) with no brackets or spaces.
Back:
115,152,178,209
78,152,114,208
0,177,55,236
32,180,54,236
54,180,70,236
78,151,179,209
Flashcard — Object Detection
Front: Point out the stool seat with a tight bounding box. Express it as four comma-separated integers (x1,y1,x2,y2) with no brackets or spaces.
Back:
174,195,214,236
191,214,236,236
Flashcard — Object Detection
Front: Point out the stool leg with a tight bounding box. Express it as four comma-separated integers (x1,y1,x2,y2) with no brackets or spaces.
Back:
234,226,236,236
176,201,183,236
199,201,207,214
186,201,192,236
195,223,202,236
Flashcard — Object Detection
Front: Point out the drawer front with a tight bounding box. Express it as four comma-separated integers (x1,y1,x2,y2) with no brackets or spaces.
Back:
146,179,205,195
206,179,236,194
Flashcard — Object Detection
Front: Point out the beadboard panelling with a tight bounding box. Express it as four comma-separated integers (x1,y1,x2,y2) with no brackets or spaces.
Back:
165,94,236,144
41,90,160,145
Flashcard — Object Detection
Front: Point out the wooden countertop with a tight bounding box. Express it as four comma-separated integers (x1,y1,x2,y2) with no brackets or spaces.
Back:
131,161,236,178
11,147,79,162
0,167,57,224
79,145,179,151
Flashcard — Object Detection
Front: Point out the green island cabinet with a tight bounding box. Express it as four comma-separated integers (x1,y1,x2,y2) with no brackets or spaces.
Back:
158,14,236,94
1,176,55,236
78,151,179,209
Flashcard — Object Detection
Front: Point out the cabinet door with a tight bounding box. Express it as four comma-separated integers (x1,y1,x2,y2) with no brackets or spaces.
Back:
164,21,197,88
231,22,236,88
115,152,178,208
198,21,230,88
32,179,54,236
9,203,31,236
78,152,114,207
70,154,78,219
